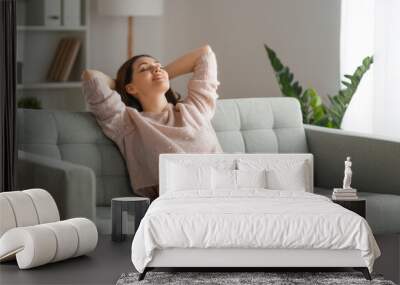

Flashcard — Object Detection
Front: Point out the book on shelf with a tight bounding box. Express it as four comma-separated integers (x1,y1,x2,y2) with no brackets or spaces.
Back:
53,38,72,81
60,39,81,81
47,37,81,82
46,38,66,81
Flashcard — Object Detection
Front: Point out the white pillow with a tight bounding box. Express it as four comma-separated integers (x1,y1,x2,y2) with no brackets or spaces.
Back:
212,159,237,170
237,159,310,192
236,169,268,188
265,161,308,191
167,162,212,191
211,168,237,190
211,168,268,190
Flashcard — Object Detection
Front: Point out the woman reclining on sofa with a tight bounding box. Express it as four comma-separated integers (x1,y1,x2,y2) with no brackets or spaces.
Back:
81,45,223,201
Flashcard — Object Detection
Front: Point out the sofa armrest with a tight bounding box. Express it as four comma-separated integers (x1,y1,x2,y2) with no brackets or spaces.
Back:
304,125,400,195
16,151,96,220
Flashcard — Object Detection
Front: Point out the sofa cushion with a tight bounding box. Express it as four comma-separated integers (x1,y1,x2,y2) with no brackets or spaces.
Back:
315,188,400,234
212,98,308,153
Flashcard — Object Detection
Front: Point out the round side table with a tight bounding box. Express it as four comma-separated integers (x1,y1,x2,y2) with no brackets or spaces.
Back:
111,197,150,242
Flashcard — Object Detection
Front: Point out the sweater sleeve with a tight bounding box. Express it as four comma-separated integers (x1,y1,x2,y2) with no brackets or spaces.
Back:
82,76,127,140
184,48,220,120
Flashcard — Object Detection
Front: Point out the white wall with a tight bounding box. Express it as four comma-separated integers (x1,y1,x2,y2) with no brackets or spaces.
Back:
89,0,164,76
89,0,340,101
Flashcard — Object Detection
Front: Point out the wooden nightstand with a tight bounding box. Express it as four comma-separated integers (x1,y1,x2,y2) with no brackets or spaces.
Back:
332,199,366,218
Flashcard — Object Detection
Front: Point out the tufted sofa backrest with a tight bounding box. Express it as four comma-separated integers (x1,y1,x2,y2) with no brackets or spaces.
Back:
213,97,308,153
16,97,308,206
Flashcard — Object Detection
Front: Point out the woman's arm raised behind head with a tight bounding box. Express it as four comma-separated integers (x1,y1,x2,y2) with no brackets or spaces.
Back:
183,46,220,121
164,45,211,80
81,69,128,140
81,69,116,90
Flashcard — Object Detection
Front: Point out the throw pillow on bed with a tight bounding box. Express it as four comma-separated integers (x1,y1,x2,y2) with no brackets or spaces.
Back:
266,161,307,191
166,162,213,191
236,169,268,188
211,168,268,190
237,159,309,192
211,168,237,190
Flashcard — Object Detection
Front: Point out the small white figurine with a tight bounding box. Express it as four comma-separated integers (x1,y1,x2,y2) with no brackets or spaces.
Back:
342,156,353,189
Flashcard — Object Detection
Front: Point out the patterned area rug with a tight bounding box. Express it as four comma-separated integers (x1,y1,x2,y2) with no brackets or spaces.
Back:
116,271,396,285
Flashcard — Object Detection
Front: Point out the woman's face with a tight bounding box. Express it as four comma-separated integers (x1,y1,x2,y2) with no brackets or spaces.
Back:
126,56,170,99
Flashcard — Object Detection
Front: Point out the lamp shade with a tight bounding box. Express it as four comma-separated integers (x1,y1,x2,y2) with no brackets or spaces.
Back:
97,0,163,16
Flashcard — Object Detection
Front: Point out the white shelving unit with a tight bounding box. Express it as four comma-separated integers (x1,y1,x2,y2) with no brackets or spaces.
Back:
17,25,88,31
16,0,90,111
17,81,82,90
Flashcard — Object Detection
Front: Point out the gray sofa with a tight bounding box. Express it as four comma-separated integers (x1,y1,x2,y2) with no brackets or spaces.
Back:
16,97,400,236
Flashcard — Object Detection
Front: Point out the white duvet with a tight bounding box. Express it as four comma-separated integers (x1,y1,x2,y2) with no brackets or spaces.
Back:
131,189,380,273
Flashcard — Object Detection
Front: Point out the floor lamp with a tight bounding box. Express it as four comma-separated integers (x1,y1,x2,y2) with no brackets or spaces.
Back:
97,0,164,59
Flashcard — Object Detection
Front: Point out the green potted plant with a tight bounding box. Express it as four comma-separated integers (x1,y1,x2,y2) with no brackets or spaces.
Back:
17,96,42,109
264,44,373,128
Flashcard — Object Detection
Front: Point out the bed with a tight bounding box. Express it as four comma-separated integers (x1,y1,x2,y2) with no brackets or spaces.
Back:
131,154,380,281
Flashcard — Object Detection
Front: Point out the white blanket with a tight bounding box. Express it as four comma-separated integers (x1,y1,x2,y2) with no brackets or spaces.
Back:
131,189,380,273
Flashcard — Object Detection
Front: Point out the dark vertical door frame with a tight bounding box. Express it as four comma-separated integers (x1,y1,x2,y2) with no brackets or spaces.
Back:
0,0,17,192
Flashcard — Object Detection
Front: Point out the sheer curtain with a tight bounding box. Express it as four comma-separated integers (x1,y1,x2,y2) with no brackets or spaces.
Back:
373,0,400,138
340,0,400,139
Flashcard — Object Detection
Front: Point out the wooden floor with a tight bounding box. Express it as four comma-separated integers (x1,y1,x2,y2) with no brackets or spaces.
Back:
0,235,133,285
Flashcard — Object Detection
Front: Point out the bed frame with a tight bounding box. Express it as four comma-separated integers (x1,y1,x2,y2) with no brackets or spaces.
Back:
139,249,371,280
138,154,372,281
139,248,371,280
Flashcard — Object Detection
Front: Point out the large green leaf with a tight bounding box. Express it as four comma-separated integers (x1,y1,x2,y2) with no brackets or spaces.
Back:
327,56,374,128
264,44,327,125
264,43,373,129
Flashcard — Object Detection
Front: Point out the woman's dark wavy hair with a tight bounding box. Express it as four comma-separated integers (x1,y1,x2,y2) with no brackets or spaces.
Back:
115,54,182,111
